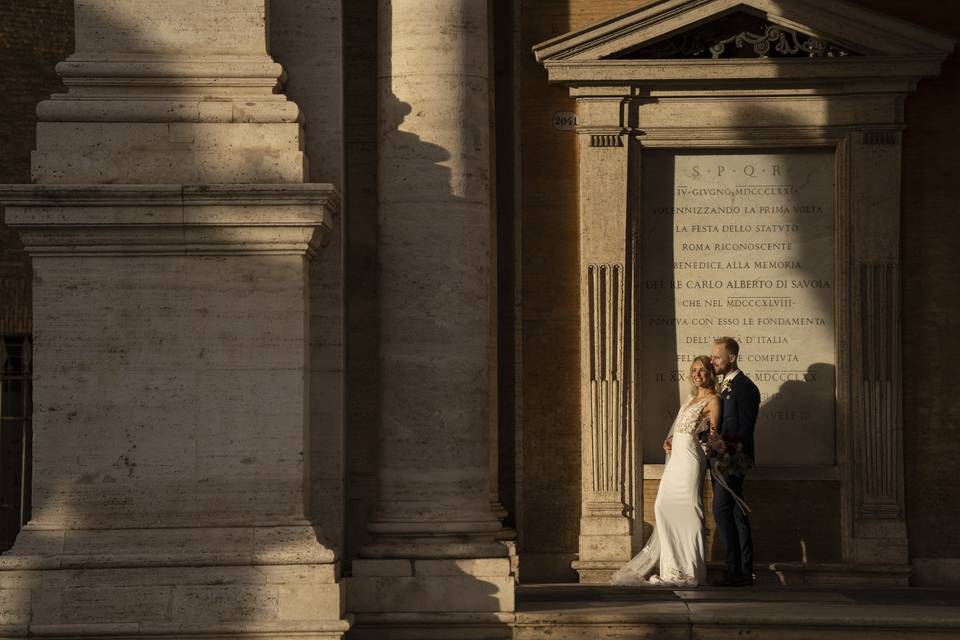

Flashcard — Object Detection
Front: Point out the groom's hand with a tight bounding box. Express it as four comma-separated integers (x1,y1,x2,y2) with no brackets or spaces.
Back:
663,436,672,453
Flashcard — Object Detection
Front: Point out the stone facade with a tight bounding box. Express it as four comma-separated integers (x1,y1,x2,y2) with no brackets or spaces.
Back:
0,0,958,637
515,0,960,584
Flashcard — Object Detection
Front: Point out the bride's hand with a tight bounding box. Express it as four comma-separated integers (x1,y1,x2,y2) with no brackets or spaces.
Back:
662,437,672,453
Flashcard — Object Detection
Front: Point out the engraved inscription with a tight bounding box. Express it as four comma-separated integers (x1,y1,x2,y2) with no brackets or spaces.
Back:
640,151,836,465
553,111,578,131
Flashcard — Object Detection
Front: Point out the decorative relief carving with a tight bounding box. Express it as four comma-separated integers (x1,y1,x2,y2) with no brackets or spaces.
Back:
620,12,856,59
863,131,900,146
590,134,623,148
588,263,626,493
857,262,901,518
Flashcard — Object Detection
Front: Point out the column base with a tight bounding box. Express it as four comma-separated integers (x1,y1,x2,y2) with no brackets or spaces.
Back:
347,557,514,639
574,514,633,583
571,560,625,584
0,524,349,638
348,612,514,640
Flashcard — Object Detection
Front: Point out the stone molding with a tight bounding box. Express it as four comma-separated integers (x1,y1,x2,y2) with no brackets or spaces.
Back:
1,184,339,257
39,57,299,124
535,0,952,582
32,2,306,185
538,58,946,86
3,522,337,570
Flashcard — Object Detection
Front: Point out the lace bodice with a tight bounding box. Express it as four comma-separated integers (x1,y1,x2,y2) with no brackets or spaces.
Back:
670,396,712,435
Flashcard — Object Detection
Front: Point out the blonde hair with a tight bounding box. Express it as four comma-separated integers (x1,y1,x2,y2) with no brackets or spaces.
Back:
689,355,717,396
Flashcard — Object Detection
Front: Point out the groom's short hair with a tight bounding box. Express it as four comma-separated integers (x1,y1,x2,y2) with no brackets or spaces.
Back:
714,336,740,356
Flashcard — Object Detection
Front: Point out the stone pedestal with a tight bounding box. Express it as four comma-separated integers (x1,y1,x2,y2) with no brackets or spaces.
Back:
0,0,348,636
0,186,346,638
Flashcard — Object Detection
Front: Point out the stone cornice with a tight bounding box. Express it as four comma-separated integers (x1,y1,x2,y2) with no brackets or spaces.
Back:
542,56,947,89
533,0,955,62
38,55,299,124
0,184,340,258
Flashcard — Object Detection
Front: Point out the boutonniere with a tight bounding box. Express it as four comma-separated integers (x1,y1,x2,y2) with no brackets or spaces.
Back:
719,377,734,395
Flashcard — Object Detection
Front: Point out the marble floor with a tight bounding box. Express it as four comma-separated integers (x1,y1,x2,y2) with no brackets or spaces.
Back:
515,584,960,639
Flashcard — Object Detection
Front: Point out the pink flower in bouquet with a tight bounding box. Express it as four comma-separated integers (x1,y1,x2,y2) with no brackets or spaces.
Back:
709,436,726,455
703,432,751,475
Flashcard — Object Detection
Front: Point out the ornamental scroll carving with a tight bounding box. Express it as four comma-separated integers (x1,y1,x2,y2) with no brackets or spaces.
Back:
857,262,902,518
588,264,626,494
619,12,856,60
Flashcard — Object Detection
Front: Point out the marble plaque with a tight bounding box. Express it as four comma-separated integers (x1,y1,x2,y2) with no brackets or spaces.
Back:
640,150,836,465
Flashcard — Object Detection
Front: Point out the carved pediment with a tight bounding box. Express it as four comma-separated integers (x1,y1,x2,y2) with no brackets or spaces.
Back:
616,10,858,59
533,0,953,64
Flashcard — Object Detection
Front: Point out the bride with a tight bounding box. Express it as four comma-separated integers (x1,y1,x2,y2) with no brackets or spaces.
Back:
611,355,720,586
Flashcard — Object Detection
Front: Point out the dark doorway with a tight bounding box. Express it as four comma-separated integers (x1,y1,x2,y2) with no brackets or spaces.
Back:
1,335,32,552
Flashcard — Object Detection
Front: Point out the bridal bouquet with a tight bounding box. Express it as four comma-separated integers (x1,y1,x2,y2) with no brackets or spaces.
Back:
702,432,753,514
703,432,752,476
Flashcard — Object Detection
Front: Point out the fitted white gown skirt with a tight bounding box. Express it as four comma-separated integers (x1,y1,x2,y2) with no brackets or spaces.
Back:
611,399,708,586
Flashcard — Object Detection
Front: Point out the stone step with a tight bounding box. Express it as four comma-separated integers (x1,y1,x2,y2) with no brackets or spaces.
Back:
515,584,960,639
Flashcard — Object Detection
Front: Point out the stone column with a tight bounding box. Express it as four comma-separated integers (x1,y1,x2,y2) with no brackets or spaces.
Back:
0,1,348,637
569,97,638,584
348,0,514,629
845,128,909,566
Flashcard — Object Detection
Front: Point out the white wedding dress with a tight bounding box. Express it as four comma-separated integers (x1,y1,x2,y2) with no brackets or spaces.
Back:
611,396,710,587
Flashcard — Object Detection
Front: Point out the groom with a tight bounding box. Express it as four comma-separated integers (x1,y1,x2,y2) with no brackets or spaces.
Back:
710,337,760,587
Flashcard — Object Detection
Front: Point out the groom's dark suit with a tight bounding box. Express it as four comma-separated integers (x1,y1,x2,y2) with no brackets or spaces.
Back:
713,370,761,583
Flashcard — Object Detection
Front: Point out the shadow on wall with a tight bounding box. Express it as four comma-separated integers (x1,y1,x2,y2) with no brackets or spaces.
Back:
338,0,382,566
513,0,582,584
707,363,839,566
269,0,353,566
639,95,845,570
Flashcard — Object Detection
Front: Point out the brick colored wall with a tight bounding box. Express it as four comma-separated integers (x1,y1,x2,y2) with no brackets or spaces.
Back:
0,0,72,550
0,0,73,336
844,0,960,564
0,0,73,185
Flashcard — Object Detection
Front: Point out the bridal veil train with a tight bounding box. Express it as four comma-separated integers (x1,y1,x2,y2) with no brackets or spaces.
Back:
611,394,712,586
